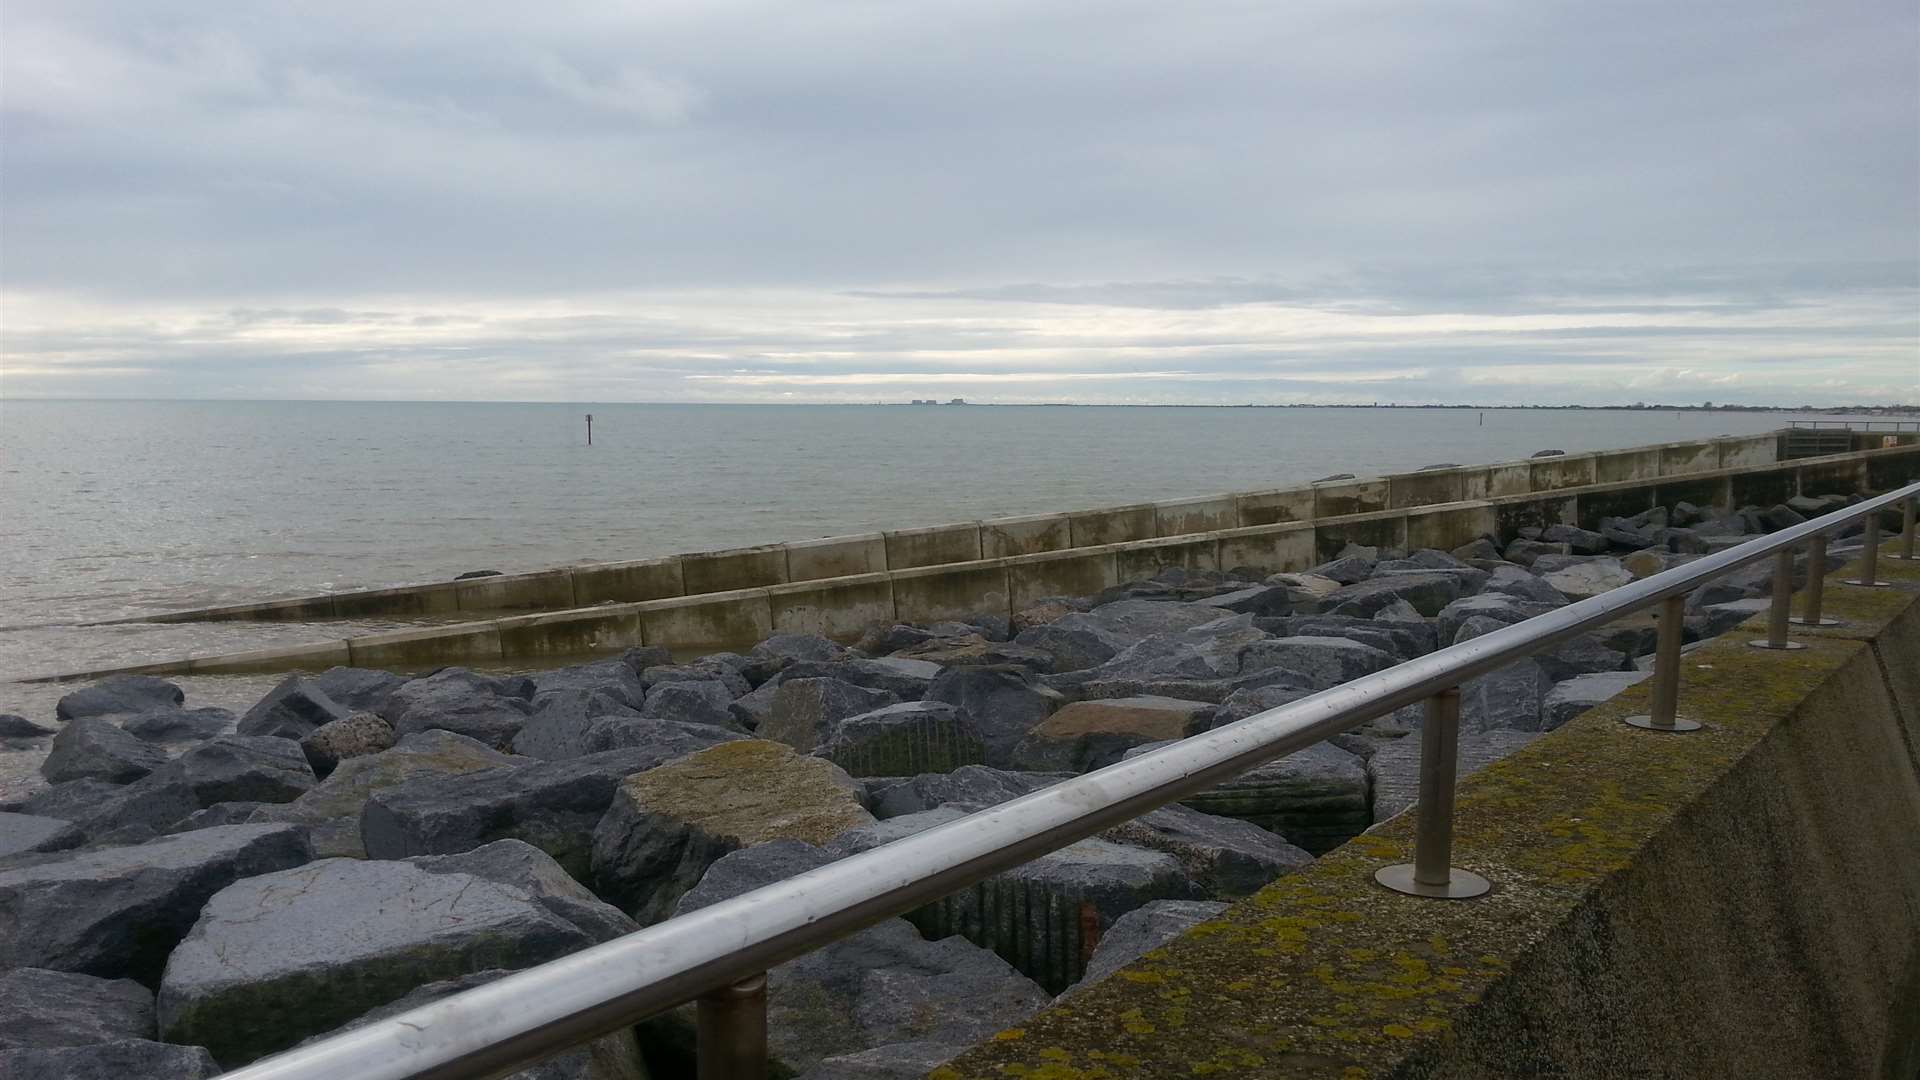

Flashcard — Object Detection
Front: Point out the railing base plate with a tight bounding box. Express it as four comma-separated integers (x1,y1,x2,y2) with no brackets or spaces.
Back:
1788,616,1843,627
1841,579,1890,588
1747,639,1808,651
1374,864,1491,900
1623,714,1702,732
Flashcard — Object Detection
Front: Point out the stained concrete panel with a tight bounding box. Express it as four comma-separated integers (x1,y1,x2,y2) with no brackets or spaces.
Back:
981,513,1072,559
151,596,340,623
637,589,775,657
1795,460,1868,499
1008,549,1120,610
187,640,353,675
1215,523,1316,576
1153,494,1238,538
570,557,686,604
331,582,461,619
1574,484,1657,531
1113,537,1221,582
785,534,888,581
1729,469,1795,510
1311,479,1389,518
1313,511,1406,562
1405,503,1497,552
680,545,788,595
1593,448,1661,485
1459,468,1491,501
347,622,503,670
890,560,1012,625
1386,469,1465,510
495,605,644,660
1069,504,1157,548
1530,453,1597,491
1716,433,1778,469
1867,448,1920,492
884,523,983,570
768,574,896,642
1235,487,1314,527
1486,462,1534,498
1659,441,1719,476
454,569,577,613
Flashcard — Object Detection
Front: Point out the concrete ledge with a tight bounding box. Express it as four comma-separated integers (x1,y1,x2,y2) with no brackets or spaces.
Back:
636,589,774,657
768,574,896,642
495,605,644,660
941,551,1920,1079
347,623,504,670
1070,504,1157,548
891,559,1012,625
186,640,352,675
981,513,1073,559
570,556,686,604
785,534,888,581
885,523,983,570
679,545,788,595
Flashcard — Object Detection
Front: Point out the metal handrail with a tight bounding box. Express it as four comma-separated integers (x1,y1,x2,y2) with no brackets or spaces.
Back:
220,480,1920,1080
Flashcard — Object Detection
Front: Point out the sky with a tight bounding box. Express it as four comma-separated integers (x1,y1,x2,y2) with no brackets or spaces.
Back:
2,1,1916,406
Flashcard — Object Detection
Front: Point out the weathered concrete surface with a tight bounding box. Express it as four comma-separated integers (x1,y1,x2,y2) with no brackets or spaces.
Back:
940,549,1920,1079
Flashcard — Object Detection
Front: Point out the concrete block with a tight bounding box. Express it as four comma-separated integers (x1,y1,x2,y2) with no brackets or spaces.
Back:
1487,461,1533,497
1406,502,1497,552
768,573,896,642
785,533,888,581
331,582,461,619
569,556,686,604
186,640,353,675
454,569,576,613
1069,504,1156,548
1530,453,1598,491
981,513,1072,559
680,545,788,595
1313,510,1406,562
1459,467,1492,501
495,605,644,660
1235,487,1314,527
1214,523,1316,575
1008,549,1119,610
1387,469,1465,510
1594,447,1662,485
1659,440,1719,476
1715,433,1778,469
1153,494,1238,537
636,588,775,657
884,522,983,570
346,622,504,671
1113,536,1220,581
151,595,340,623
891,560,1012,625
1311,478,1389,518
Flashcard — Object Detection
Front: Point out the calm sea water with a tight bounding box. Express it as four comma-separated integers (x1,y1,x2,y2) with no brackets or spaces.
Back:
0,400,1872,751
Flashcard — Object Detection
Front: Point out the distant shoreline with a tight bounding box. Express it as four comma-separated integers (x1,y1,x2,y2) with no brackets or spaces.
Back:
4,397,1916,414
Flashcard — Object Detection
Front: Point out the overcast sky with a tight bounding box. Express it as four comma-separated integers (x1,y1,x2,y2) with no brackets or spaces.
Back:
3,1,1915,405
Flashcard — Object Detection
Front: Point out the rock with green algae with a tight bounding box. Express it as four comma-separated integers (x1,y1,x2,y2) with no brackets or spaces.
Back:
157,858,594,1067
589,740,874,923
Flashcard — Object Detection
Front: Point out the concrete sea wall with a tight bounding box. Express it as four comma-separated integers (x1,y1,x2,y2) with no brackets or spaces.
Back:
937,540,1920,1079
36,441,1920,682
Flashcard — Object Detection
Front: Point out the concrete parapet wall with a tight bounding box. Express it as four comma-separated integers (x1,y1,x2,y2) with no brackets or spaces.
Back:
940,545,1920,1079
1311,477,1390,518
1235,487,1315,527
568,557,685,604
884,523,983,570
785,534,887,582
980,513,1072,559
1153,494,1238,537
636,589,773,656
1008,549,1119,612
890,559,1013,625
768,573,895,641
1069,503,1157,548
678,544,788,595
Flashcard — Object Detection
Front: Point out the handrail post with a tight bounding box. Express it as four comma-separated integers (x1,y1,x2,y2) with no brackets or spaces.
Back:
1790,533,1840,627
1748,549,1807,651
1625,594,1702,732
1374,687,1491,900
1843,510,1887,587
1890,498,1918,561
697,973,768,1080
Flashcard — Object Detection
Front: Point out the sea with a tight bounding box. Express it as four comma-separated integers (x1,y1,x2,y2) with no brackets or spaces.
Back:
0,400,1886,794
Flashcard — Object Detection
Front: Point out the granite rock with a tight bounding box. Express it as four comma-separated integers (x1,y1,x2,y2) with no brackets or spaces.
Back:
40,719,168,784
54,676,184,722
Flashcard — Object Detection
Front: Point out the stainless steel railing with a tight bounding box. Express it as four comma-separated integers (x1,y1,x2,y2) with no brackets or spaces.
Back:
219,480,1920,1080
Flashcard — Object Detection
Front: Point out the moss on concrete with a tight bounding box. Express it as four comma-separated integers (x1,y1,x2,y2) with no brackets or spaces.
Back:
939,550,1920,1079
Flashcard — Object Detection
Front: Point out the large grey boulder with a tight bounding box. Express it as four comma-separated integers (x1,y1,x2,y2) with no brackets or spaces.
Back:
528,659,646,710
0,813,83,859
576,716,745,758
1539,556,1634,600
299,969,645,1080
1542,670,1653,730
1542,523,1609,555
1370,729,1540,823
1132,738,1368,855
1057,599,1225,647
923,665,1064,767
1011,621,1120,674
54,675,183,721
258,730,520,859
1323,572,1463,618
1307,553,1377,585
80,736,316,837
119,708,236,745
378,668,535,751
1259,614,1438,660
641,660,750,699
759,679,899,754
1009,696,1209,773
590,740,874,923
16,779,123,823
1536,633,1629,682
1238,635,1397,690
1099,802,1311,896
237,675,353,740
509,690,643,759
0,713,55,740
820,701,986,777
298,712,396,776
157,858,594,1065
1088,614,1267,683
1461,658,1556,732
362,745,690,879
638,679,741,730
40,719,168,784
744,633,851,684
737,658,943,730
865,765,1065,819
1436,593,1556,646
311,666,406,714
1188,584,1293,617
406,840,638,945
0,967,155,1049
657,841,1048,1076
1065,899,1230,993
0,1040,219,1079
0,824,311,983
